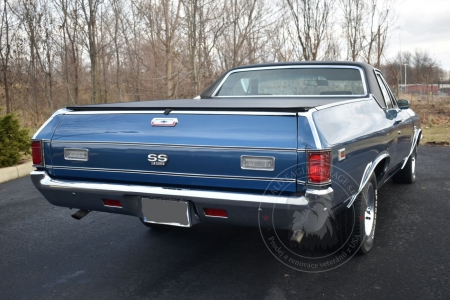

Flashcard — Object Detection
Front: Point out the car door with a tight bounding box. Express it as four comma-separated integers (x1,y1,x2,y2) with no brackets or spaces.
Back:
379,73,414,166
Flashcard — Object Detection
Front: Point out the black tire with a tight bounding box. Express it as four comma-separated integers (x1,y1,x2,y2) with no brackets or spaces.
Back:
337,173,377,254
354,173,377,254
392,147,416,183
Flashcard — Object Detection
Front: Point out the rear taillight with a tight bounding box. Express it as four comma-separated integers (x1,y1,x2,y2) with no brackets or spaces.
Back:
102,199,123,208
307,150,331,184
203,208,228,218
31,141,43,166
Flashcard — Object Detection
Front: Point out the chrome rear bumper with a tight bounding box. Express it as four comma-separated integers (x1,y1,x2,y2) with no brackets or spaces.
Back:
31,171,333,231
31,171,310,205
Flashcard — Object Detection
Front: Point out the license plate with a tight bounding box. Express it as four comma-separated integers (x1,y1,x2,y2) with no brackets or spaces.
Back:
141,198,190,227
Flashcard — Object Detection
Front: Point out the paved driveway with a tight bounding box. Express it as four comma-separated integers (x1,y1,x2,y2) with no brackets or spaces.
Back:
0,146,449,299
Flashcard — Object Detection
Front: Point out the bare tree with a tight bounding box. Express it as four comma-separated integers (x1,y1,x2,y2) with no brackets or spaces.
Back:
110,0,124,102
266,17,295,62
80,0,102,104
362,0,395,68
97,4,113,103
181,0,227,95
383,51,403,96
412,49,438,91
322,31,341,61
285,0,335,61
54,0,82,104
15,0,42,123
0,0,14,113
0,0,404,127
136,0,182,99
217,0,272,70
339,0,364,61
116,2,144,100
36,0,56,112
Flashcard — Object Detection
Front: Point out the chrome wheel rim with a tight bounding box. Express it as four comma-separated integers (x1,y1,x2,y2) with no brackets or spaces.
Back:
364,184,375,237
411,153,416,175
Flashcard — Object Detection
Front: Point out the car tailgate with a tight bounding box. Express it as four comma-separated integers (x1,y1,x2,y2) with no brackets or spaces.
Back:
48,112,298,192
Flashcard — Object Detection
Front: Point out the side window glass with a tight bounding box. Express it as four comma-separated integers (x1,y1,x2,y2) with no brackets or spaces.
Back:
240,78,250,93
376,74,393,109
380,75,398,108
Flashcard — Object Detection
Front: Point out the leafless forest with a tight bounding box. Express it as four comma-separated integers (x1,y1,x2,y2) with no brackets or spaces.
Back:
0,0,446,127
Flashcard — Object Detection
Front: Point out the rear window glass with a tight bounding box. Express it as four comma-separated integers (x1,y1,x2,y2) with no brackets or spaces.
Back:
215,68,365,97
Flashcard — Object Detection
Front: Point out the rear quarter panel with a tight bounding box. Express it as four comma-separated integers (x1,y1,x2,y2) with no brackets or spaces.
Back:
312,98,394,206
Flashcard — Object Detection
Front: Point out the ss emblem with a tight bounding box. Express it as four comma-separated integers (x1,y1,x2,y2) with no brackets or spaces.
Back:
148,154,168,166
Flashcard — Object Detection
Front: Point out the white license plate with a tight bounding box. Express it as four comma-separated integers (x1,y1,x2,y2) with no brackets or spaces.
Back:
141,198,190,227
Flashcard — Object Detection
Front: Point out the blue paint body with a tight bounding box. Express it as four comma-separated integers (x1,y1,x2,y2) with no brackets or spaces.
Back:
31,62,421,234
313,99,420,205
33,99,420,203
45,113,303,192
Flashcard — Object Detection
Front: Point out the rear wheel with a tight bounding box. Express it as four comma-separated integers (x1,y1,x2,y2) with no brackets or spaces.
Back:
355,173,377,254
392,147,416,183
338,173,377,254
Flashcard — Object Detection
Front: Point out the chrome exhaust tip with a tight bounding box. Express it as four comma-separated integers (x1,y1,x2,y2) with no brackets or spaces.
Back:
290,230,305,244
71,209,90,220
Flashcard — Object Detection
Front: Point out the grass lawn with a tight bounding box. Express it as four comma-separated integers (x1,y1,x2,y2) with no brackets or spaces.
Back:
407,95,450,146
421,125,450,145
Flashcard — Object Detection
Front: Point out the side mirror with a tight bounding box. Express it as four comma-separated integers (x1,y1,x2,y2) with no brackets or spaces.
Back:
385,109,397,120
398,99,410,109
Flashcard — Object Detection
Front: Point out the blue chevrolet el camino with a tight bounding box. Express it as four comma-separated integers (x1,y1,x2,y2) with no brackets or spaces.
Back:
31,62,421,254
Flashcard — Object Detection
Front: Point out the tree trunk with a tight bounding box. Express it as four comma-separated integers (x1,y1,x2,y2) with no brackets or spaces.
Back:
0,0,12,113
165,3,173,99
2,67,11,113
83,0,99,104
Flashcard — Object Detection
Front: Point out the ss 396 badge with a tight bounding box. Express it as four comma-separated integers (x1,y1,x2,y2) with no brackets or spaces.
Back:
148,154,168,166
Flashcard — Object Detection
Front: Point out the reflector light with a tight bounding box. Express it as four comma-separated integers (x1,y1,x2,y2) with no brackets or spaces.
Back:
203,208,228,218
64,148,89,161
338,148,346,161
307,150,331,184
241,156,275,171
102,199,122,208
31,141,43,166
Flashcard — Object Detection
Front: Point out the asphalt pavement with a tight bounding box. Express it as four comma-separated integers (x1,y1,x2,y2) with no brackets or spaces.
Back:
0,145,449,300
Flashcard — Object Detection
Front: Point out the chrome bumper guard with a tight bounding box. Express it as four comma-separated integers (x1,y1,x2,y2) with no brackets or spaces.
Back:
29,171,332,206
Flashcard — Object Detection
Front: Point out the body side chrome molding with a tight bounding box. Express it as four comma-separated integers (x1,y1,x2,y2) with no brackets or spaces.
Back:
50,166,297,183
401,127,422,169
49,141,296,152
314,97,371,110
346,151,390,208
31,171,308,206
296,111,310,117
65,110,166,115
32,108,68,139
65,110,297,116
212,95,366,98
305,109,322,149
171,111,297,116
